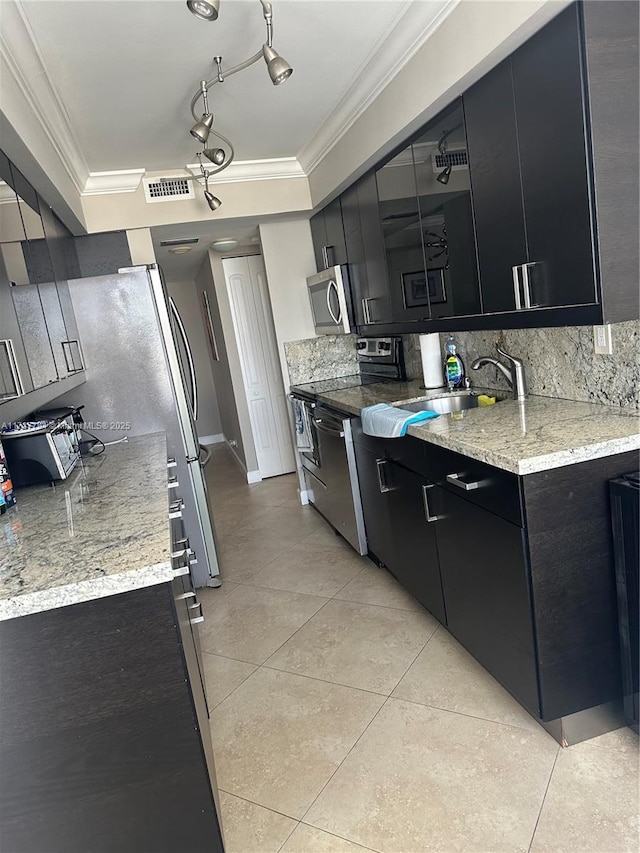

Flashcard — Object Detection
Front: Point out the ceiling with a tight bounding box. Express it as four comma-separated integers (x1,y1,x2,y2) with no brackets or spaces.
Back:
15,0,454,279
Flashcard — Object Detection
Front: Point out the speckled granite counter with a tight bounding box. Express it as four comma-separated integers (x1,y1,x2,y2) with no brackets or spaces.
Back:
0,433,173,620
312,380,640,475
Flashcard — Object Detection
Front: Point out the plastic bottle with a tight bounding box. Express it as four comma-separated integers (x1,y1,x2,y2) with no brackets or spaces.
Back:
444,334,465,390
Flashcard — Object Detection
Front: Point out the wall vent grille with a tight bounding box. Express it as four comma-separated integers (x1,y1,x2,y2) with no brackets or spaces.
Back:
432,149,468,171
143,177,195,203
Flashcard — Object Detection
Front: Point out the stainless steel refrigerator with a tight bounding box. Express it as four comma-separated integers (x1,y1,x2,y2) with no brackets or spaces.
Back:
56,264,221,587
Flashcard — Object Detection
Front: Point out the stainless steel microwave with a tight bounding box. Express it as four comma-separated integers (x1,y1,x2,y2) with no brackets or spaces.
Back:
306,265,354,335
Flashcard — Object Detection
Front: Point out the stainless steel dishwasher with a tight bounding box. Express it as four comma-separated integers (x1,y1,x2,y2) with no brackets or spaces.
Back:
306,404,367,555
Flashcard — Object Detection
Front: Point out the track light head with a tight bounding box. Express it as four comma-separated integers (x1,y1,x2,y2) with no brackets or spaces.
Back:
190,113,214,143
436,164,452,185
203,147,226,166
187,0,219,21
204,189,222,211
262,44,293,85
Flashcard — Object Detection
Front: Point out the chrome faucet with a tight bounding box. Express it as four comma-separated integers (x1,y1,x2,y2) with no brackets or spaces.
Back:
471,345,527,401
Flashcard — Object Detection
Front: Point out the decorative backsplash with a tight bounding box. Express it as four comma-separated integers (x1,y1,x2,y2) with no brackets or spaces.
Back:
434,320,640,409
284,334,358,385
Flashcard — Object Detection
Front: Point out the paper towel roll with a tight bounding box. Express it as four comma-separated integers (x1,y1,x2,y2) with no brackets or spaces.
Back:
419,333,445,389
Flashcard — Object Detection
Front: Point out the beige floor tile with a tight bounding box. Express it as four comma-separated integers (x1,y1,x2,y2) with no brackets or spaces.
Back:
198,581,240,609
305,698,559,853
530,730,639,853
281,824,375,853
334,563,424,612
250,544,367,598
218,791,297,853
244,505,326,550
266,598,438,695
201,652,257,709
392,625,543,733
218,538,294,583
299,527,358,552
199,584,328,664
210,667,385,820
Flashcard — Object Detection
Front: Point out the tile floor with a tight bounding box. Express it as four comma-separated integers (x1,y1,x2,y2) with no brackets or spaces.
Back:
202,445,639,853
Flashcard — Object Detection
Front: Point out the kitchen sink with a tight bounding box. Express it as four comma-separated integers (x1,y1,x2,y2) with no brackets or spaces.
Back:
395,390,508,415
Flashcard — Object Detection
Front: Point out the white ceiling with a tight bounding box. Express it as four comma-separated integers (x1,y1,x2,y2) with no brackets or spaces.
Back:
15,0,455,279
18,0,450,174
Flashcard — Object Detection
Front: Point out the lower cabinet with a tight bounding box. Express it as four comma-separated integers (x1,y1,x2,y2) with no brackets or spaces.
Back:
433,485,539,715
0,583,225,853
354,418,637,726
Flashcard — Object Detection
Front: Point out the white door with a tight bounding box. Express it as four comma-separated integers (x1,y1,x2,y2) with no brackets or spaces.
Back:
223,255,296,479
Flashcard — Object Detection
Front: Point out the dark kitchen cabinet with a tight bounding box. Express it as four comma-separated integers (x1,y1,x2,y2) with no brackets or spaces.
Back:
310,197,347,271
385,460,446,624
352,171,392,326
464,4,597,315
353,443,395,570
0,583,225,853
432,484,539,715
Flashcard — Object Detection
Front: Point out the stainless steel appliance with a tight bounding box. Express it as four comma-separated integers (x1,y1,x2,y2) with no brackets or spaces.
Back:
289,336,405,555
1,414,81,486
54,265,221,588
306,265,354,335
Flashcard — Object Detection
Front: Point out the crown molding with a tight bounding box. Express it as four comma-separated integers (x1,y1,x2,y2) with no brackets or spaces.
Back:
0,1,90,195
83,169,146,196
297,0,459,176
185,157,306,184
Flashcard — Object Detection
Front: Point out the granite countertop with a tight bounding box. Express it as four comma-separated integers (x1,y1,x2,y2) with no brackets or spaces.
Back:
0,433,173,620
314,380,640,475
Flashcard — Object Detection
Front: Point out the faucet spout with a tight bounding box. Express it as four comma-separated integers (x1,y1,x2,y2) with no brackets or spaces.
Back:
471,347,527,401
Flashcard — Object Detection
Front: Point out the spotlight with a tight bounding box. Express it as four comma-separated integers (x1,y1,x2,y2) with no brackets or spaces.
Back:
203,148,226,165
190,113,214,144
186,0,220,22
436,164,452,185
262,44,293,85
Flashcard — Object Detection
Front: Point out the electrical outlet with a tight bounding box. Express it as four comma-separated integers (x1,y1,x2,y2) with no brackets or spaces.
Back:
593,324,613,355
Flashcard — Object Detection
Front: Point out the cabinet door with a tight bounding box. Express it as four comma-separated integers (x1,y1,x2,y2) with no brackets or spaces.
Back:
387,461,446,623
310,210,328,271
324,197,347,266
464,59,528,313
354,444,394,568
512,3,597,309
341,182,367,326
434,486,540,715
0,252,34,399
12,284,58,389
357,171,392,324
376,143,429,322
412,99,482,319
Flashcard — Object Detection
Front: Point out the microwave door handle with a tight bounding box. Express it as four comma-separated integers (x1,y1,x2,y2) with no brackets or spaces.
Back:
326,280,342,325
169,296,198,421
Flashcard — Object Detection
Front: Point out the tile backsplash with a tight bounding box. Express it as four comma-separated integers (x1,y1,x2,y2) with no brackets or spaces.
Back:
285,320,639,408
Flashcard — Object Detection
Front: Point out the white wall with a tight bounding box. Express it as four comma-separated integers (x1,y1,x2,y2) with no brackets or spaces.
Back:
166,278,223,442
257,219,317,390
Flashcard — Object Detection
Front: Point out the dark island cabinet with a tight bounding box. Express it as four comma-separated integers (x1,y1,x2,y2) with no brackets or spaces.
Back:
0,583,225,853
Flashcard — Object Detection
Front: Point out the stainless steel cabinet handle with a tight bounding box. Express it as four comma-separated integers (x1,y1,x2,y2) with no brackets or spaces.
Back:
362,298,372,324
321,246,330,269
521,263,535,309
446,472,485,491
189,602,204,624
176,590,196,600
169,499,184,519
512,266,523,311
422,483,438,522
167,457,177,468
314,420,345,438
171,560,190,578
0,339,25,398
376,458,392,493
168,475,179,489
62,340,85,373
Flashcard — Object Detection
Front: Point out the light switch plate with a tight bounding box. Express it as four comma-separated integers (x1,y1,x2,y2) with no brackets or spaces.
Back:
593,324,613,355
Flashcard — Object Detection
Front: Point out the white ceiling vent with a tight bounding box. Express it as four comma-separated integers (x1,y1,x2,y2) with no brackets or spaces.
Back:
432,149,468,172
143,177,195,203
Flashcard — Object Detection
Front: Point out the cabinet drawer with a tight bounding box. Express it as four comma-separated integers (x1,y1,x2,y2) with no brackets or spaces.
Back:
425,443,523,526
352,421,429,477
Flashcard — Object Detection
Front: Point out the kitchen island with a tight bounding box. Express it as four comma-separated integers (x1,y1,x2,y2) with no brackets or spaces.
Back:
0,435,224,853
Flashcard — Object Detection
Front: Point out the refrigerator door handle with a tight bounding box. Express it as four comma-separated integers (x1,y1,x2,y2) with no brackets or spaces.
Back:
169,296,198,422
199,443,212,468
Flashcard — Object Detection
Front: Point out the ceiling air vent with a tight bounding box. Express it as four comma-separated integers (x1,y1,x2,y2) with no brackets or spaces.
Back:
143,177,195,204
432,149,468,172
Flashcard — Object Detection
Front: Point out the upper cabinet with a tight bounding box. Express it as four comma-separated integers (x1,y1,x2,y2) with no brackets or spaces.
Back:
311,1,637,334
310,197,347,270
464,4,596,314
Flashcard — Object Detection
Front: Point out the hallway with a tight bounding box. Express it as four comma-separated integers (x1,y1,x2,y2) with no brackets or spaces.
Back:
200,445,638,853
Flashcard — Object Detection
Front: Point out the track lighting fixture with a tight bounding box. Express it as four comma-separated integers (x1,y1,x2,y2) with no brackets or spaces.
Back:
187,0,220,21
436,164,452,185
182,0,293,209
